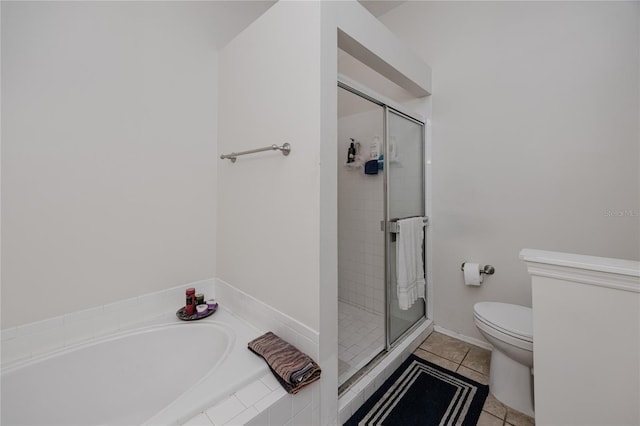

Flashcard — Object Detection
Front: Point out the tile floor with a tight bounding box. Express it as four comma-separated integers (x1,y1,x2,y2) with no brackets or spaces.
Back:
338,301,385,386
413,331,535,426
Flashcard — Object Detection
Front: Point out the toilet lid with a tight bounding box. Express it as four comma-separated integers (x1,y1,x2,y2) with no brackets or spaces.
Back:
474,302,533,341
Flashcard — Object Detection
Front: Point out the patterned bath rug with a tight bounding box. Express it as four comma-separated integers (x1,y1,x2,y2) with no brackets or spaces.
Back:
344,354,489,426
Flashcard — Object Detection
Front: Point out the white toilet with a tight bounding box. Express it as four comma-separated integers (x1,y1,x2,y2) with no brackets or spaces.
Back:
473,302,534,417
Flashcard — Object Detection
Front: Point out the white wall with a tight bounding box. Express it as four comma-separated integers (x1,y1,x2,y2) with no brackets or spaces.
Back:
217,4,329,422
1,2,221,328
217,1,322,332
379,1,640,340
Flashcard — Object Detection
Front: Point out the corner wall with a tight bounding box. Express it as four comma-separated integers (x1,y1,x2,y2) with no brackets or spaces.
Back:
380,1,640,340
217,1,322,332
1,2,219,328
217,2,431,424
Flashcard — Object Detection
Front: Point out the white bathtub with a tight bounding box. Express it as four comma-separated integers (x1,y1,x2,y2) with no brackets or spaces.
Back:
1,309,269,425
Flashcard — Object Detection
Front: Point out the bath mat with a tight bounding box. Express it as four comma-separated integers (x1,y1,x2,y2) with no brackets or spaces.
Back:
248,331,321,394
344,354,488,426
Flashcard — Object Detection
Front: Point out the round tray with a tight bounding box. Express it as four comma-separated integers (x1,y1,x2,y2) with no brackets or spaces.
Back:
176,304,218,321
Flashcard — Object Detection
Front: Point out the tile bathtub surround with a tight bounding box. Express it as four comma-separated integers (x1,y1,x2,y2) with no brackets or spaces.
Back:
1,279,216,365
413,331,535,426
181,372,318,426
185,279,320,426
214,278,319,360
3,277,322,426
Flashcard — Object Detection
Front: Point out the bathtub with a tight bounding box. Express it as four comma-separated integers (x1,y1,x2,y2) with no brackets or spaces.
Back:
1,309,269,425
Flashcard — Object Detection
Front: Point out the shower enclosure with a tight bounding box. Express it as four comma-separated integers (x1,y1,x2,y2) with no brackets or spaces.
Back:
337,81,426,388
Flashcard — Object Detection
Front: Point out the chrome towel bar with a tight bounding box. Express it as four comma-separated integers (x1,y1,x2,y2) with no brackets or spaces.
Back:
386,216,429,234
220,143,291,163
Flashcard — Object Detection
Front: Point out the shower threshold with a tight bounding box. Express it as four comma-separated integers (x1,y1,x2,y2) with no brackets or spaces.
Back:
338,315,430,396
339,349,387,395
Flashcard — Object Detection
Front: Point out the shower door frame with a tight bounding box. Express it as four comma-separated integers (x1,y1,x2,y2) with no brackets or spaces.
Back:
383,106,427,350
337,76,428,354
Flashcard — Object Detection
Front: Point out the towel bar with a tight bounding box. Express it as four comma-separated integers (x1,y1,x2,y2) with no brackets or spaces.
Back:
220,143,291,163
386,216,429,234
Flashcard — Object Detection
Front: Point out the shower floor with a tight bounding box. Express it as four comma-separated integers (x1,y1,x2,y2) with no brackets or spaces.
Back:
338,301,385,386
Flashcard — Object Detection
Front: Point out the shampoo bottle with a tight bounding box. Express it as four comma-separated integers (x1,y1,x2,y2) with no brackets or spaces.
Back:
347,140,356,163
370,136,380,160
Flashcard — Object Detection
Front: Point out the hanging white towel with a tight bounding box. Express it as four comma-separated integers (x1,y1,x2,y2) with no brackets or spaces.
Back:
396,217,425,310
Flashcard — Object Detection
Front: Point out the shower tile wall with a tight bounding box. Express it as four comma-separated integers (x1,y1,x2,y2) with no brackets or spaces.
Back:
337,110,385,316
337,168,384,314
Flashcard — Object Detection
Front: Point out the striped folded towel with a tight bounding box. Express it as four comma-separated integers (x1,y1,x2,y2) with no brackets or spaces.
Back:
248,332,321,394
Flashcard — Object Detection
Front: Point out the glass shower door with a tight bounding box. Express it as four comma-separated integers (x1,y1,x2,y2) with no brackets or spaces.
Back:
385,107,426,345
337,85,386,388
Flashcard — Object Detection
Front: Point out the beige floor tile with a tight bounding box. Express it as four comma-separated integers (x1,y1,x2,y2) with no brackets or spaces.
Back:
477,411,504,426
461,345,491,375
413,348,459,372
420,332,470,363
483,393,507,420
505,407,535,426
456,365,489,385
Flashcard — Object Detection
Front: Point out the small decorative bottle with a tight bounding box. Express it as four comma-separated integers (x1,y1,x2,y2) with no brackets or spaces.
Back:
195,293,205,305
185,288,196,316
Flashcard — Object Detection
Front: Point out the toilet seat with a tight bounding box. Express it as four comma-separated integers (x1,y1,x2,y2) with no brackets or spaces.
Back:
474,302,533,349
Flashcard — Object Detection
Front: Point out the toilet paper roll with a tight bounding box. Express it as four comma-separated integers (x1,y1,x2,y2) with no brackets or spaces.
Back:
463,262,483,286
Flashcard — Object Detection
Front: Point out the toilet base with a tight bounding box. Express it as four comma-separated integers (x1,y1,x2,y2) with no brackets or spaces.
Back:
489,349,534,417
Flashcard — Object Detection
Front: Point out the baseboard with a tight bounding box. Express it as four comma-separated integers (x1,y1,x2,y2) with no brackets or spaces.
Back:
434,325,493,351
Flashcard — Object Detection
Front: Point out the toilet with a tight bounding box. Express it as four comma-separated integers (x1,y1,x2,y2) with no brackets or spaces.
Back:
473,302,534,417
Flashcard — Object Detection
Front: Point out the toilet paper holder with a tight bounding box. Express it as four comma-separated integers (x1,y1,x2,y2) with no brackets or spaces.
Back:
461,263,495,275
